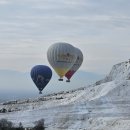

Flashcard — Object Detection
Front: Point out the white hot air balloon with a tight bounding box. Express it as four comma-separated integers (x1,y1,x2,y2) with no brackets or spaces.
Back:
47,42,77,81
65,47,83,82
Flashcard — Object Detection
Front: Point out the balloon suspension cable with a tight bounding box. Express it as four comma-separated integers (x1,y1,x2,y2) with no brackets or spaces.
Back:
66,79,70,82
39,91,42,94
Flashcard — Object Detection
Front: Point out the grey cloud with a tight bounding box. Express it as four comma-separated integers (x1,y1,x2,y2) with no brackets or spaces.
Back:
0,0,10,5
0,0,130,74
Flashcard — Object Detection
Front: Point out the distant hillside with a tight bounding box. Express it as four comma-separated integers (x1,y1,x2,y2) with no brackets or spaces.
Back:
0,69,104,101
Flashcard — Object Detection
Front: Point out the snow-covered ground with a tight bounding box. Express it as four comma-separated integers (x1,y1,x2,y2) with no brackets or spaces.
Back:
0,60,130,130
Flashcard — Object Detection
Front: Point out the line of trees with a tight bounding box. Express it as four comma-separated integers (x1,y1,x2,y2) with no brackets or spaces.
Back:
0,118,45,130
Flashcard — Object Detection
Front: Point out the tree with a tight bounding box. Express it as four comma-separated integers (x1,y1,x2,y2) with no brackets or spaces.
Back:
0,118,13,129
33,119,45,130
18,122,24,130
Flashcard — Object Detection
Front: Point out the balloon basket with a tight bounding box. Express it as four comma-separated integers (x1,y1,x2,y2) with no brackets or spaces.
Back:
39,91,42,94
66,79,70,82
58,78,63,81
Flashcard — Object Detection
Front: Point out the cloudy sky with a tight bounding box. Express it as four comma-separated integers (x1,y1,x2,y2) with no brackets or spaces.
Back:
0,0,130,74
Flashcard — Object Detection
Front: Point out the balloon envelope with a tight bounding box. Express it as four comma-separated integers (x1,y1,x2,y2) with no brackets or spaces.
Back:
47,42,77,81
30,65,52,94
65,48,83,82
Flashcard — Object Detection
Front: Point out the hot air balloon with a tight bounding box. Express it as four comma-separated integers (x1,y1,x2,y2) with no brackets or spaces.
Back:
65,48,83,82
30,65,52,94
47,42,77,81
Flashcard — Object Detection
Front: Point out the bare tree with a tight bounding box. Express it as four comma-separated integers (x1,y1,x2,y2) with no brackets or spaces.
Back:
18,122,24,130
33,119,45,130
0,118,13,129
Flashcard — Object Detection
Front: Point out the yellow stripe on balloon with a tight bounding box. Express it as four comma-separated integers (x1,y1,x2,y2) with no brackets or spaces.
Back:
54,68,69,78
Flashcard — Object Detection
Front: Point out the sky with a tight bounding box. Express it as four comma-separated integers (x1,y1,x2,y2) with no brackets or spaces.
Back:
0,0,130,75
